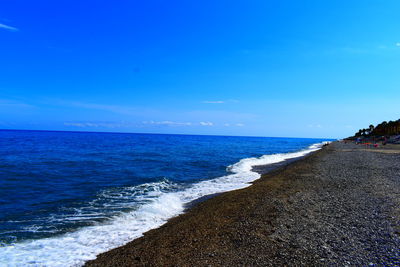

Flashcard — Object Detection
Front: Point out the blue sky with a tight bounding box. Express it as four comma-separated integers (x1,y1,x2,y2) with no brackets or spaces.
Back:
1,0,400,138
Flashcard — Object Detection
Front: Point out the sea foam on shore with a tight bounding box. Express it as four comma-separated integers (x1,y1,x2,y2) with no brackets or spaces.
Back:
0,142,326,266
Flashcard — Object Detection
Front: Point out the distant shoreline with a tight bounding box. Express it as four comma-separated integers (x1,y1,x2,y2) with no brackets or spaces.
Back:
86,141,400,266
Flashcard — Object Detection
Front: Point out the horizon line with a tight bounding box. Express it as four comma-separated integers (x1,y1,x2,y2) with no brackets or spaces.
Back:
0,128,336,140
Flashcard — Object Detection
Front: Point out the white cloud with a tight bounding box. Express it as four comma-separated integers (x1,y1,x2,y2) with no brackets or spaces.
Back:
0,99,34,108
64,122,94,127
223,123,244,127
66,120,239,129
199,121,213,126
202,99,239,104
64,122,131,128
0,23,18,32
307,124,322,128
143,121,192,126
330,44,400,55
202,101,225,104
144,121,214,127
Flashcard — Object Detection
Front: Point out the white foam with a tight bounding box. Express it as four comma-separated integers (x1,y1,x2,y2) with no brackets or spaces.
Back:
0,142,326,267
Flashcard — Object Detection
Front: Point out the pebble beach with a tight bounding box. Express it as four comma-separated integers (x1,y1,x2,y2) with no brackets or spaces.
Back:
86,142,400,266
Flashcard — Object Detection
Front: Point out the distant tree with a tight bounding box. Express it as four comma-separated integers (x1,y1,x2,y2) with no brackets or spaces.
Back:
361,129,367,136
369,124,374,133
353,119,400,137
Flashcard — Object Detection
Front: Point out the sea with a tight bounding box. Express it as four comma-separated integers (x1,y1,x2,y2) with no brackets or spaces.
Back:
0,130,331,266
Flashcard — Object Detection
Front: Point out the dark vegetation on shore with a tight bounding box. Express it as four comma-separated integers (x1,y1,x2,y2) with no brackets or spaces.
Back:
352,119,400,140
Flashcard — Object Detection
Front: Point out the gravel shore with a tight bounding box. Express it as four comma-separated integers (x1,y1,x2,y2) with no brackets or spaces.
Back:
85,142,400,266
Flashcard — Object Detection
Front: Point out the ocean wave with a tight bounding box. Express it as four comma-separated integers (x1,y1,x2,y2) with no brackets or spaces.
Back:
0,142,326,266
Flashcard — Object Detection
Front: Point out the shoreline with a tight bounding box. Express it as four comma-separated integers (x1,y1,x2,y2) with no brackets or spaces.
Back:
86,142,400,266
184,155,308,211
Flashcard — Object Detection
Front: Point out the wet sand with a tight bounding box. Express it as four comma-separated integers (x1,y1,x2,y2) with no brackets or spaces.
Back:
85,142,400,266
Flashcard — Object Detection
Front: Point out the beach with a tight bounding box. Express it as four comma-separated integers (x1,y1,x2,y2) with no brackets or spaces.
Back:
86,141,400,266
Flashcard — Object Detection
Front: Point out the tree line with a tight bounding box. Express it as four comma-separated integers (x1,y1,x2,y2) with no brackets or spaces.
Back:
354,119,400,137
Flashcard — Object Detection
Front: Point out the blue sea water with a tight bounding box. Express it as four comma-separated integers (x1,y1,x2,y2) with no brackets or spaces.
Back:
0,130,331,266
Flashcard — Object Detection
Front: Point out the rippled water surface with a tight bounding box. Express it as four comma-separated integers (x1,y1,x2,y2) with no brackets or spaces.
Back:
0,130,331,266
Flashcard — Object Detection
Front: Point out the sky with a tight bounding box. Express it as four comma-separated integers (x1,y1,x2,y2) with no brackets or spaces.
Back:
1,0,400,139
